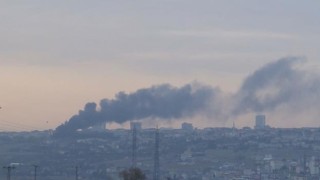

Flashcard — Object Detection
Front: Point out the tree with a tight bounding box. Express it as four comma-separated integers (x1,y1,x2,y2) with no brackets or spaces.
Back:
119,167,146,180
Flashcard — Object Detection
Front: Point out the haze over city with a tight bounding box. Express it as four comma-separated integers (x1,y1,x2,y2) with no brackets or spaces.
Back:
1,1,320,131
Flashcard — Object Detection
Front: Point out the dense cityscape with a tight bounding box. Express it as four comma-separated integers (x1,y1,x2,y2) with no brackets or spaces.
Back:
1,115,320,179
1,1,319,180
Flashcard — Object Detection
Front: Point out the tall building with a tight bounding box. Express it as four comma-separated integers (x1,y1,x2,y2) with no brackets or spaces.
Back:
90,122,106,131
181,122,193,131
255,115,266,129
130,122,142,131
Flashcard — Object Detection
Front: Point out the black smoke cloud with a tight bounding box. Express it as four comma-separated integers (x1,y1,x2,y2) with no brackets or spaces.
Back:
55,57,320,134
55,83,219,134
232,57,320,119
232,57,304,114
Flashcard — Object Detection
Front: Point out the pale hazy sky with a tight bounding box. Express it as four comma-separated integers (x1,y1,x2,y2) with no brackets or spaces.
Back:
0,1,320,130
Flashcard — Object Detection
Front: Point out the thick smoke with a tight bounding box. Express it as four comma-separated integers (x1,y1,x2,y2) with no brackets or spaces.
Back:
55,84,219,134
232,57,320,116
55,57,320,134
232,57,304,114
231,57,320,126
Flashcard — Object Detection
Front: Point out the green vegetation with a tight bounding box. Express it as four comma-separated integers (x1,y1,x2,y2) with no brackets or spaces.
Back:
119,167,146,180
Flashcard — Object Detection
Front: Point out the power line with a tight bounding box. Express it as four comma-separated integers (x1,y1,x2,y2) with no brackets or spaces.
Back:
0,122,35,132
0,107,44,131
0,119,44,132
0,121,33,130
0,119,41,130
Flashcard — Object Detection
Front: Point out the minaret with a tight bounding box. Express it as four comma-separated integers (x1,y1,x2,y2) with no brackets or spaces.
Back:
232,121,236,136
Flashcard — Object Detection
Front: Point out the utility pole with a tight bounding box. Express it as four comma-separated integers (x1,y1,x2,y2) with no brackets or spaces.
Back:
132,126,137,168
33,165,38,180
75,166,79,180
153,127,160,180
3,166,15,180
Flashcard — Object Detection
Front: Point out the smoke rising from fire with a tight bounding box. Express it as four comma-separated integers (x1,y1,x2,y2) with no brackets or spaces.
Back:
55,57,320,134
55,83,220,134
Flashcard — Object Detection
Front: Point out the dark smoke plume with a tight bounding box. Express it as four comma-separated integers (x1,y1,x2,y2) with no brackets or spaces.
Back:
231,57,320,119
55,83,219,134
55,57,320,134
232,57,304,114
